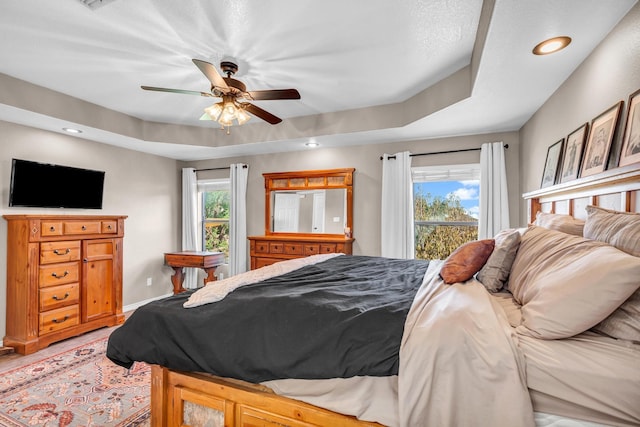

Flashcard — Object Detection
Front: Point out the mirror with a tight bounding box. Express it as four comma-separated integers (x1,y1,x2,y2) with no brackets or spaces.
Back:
271,189,346,233
264,168,354,237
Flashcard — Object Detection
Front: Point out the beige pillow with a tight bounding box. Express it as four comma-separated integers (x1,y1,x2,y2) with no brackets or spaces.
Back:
440,239,495,285
584,205,640,342
476,229,522,292
509,226,640,339
583,205,640,256
534,211,584,236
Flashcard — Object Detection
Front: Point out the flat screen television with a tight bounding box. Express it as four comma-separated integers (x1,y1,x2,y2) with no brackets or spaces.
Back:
9,158,105,209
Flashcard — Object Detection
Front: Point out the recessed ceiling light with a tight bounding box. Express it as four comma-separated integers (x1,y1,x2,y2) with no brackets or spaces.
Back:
62,127,83,134
305,141,319,147
532,36,572,55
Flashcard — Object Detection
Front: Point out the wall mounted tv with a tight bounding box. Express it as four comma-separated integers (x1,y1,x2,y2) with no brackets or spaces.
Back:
9,158,105,209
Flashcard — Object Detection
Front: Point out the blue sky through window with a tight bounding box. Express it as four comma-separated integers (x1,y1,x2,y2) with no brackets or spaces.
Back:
414,180,480,219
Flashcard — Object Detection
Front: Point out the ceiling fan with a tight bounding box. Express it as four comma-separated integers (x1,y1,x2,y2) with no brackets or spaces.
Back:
141,59,301,129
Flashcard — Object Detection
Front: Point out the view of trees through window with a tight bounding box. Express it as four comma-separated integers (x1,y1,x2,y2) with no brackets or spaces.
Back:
414,181,479,260
202,190,230,259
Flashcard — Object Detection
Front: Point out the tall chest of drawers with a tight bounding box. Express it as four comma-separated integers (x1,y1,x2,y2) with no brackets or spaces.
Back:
3,214,127,354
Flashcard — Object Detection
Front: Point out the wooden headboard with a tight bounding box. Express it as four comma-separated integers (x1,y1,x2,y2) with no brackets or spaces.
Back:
523,164,640,223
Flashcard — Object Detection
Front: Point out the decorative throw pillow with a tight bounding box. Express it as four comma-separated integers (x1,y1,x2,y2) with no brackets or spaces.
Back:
509,226,640,339
440,239,495,284
584,205,640,342
534,211,585,236
476,229,522,292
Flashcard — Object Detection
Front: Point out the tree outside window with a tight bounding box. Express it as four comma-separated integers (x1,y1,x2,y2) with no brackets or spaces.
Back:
413,164,480,260
202,188,230,259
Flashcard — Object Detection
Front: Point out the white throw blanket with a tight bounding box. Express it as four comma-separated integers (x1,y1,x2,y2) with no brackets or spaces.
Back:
183,253,343,308
266,260,535,427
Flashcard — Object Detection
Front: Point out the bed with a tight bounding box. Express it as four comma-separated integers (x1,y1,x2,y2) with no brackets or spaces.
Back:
107,165,640,427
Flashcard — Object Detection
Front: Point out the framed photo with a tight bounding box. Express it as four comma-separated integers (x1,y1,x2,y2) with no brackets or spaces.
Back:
580,101,623,178
541,139,564,188
559,123,588,183
619,88,640,167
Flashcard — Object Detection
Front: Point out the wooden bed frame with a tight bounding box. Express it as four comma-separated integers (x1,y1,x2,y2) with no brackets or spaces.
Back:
150,365,381,426
150,164,640,427
523,163,640,223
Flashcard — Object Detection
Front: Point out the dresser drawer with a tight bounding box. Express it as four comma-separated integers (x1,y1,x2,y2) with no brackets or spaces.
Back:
39,305,80,335
269,242,284,253
283,243,304,255
101,221,118,234
40,240,81,264
254,257,280,269
304,244,320,255
41,221,64,237
39,262,80,287
254,241,270,254
64,221,101,235
40,283,79,311
320,244,337,254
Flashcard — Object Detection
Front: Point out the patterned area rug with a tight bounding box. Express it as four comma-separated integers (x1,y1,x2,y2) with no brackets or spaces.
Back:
0,337,150,426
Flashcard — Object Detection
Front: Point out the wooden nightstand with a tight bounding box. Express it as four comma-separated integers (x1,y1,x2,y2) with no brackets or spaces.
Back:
164,251,225,294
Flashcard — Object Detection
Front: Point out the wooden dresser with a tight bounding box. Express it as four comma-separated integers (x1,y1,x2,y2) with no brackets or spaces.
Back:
3,214,126,355
248,235,354,269
249,168,355,270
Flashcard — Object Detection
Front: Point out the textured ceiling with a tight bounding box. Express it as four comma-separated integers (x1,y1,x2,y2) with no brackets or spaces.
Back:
0,0,636,160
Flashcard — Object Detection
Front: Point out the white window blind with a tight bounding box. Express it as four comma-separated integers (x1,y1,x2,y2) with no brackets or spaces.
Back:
412,164,480,183
197,179,229,192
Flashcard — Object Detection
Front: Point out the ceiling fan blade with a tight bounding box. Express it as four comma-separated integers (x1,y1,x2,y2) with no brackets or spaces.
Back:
246,89,301,100
244,103,282,124
141,86,213,97
192,59,230,91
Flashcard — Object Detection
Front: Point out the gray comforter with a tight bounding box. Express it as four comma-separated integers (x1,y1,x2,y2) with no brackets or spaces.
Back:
106,255,428,382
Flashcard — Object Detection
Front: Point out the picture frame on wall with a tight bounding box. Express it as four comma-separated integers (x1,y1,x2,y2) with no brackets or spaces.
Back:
541,139,564,188
619,88,640,167
580,101,623,178
559,123,589,183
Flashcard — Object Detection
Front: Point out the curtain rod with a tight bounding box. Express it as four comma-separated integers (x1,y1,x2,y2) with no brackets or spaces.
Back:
380,144,508,160
193,164,248,172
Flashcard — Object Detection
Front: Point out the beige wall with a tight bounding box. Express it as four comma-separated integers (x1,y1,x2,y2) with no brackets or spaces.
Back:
187,131,520,257
0,120,181,342
519,3,640,224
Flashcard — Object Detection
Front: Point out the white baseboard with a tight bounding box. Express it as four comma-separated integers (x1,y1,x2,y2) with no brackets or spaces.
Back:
123,292,173,313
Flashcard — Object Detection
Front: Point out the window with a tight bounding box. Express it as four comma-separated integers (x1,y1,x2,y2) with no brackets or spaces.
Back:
412,164,480,260
198,179,230,259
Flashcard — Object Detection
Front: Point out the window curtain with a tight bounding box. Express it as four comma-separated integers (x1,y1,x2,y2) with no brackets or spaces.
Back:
479,142,510,239
229,164,248,276
181,168,199,289
381,151,414,259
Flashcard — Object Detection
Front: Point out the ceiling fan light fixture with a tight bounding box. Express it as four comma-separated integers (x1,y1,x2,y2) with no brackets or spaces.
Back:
204,103,223,121
218,117,233,127
236,107,251,125
532,36,572,55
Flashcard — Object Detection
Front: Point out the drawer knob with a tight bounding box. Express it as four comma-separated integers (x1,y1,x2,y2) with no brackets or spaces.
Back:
52,315,69,324
81,225,87,230
52,292,70,301
50,226,56,232
53,248,71,256
107,225,112,229
51,270,70,279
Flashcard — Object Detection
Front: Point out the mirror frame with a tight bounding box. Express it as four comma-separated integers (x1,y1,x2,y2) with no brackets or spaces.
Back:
264,168,354,237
